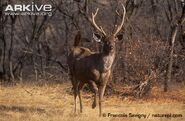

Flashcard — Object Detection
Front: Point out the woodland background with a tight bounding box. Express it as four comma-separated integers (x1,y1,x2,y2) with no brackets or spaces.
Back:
0,0,185,121
0,0,185,94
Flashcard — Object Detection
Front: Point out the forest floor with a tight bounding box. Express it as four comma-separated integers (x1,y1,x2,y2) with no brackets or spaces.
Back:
0,81,185,121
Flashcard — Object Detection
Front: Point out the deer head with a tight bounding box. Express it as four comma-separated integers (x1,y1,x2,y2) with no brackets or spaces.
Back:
89,4,126,54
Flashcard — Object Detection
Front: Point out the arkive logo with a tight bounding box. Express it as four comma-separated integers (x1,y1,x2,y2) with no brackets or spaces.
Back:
4,2,52,16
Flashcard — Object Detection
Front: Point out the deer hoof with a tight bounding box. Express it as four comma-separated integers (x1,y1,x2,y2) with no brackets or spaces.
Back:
92,101,96,109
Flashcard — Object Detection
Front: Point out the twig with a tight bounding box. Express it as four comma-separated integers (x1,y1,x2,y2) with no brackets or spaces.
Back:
22,50,68,73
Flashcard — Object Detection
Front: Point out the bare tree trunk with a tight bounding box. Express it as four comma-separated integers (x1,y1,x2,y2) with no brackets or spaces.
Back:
165,0,185,92
0,1,7,79
165,25,178,92
32,56,38,81
63,15,70,56
84,0,89,13
151,0,161,37
38,42,44,75
9,16,16,82
18,62,23,82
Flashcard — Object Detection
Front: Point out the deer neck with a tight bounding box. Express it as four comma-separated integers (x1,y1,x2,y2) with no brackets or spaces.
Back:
99,51,115,73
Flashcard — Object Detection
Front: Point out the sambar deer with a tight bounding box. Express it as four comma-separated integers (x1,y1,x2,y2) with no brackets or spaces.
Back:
67,4,126,116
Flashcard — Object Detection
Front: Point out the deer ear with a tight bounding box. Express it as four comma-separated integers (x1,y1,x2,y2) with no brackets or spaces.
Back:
116,34,123,41
93,33,102,42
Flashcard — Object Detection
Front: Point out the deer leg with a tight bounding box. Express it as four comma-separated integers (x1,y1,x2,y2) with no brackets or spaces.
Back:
98,78,108,116
98,71,111,116
88,80,98,109
71,77,78,114
78,82,84,113
73,85,78,114
98,84,106,117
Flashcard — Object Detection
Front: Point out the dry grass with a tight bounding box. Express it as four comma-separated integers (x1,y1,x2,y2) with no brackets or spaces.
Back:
0,82,185,121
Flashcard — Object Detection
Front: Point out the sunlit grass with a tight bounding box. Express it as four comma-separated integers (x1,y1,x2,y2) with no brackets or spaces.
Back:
0,82,184,121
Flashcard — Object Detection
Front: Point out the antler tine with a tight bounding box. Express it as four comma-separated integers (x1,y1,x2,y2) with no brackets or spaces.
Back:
113,4,126,36
116,10,121,17
91,8,106,36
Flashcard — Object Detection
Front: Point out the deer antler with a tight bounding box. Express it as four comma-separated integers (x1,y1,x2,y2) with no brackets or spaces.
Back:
90,8,107,36
113,4,126,36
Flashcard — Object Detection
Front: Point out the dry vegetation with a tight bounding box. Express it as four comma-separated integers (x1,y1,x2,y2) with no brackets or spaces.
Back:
0,82,185,121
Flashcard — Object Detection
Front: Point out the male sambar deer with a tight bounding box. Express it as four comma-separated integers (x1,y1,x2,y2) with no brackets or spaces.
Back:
68,4,126,116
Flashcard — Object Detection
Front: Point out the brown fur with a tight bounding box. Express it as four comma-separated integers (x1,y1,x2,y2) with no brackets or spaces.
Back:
68,34,117,116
